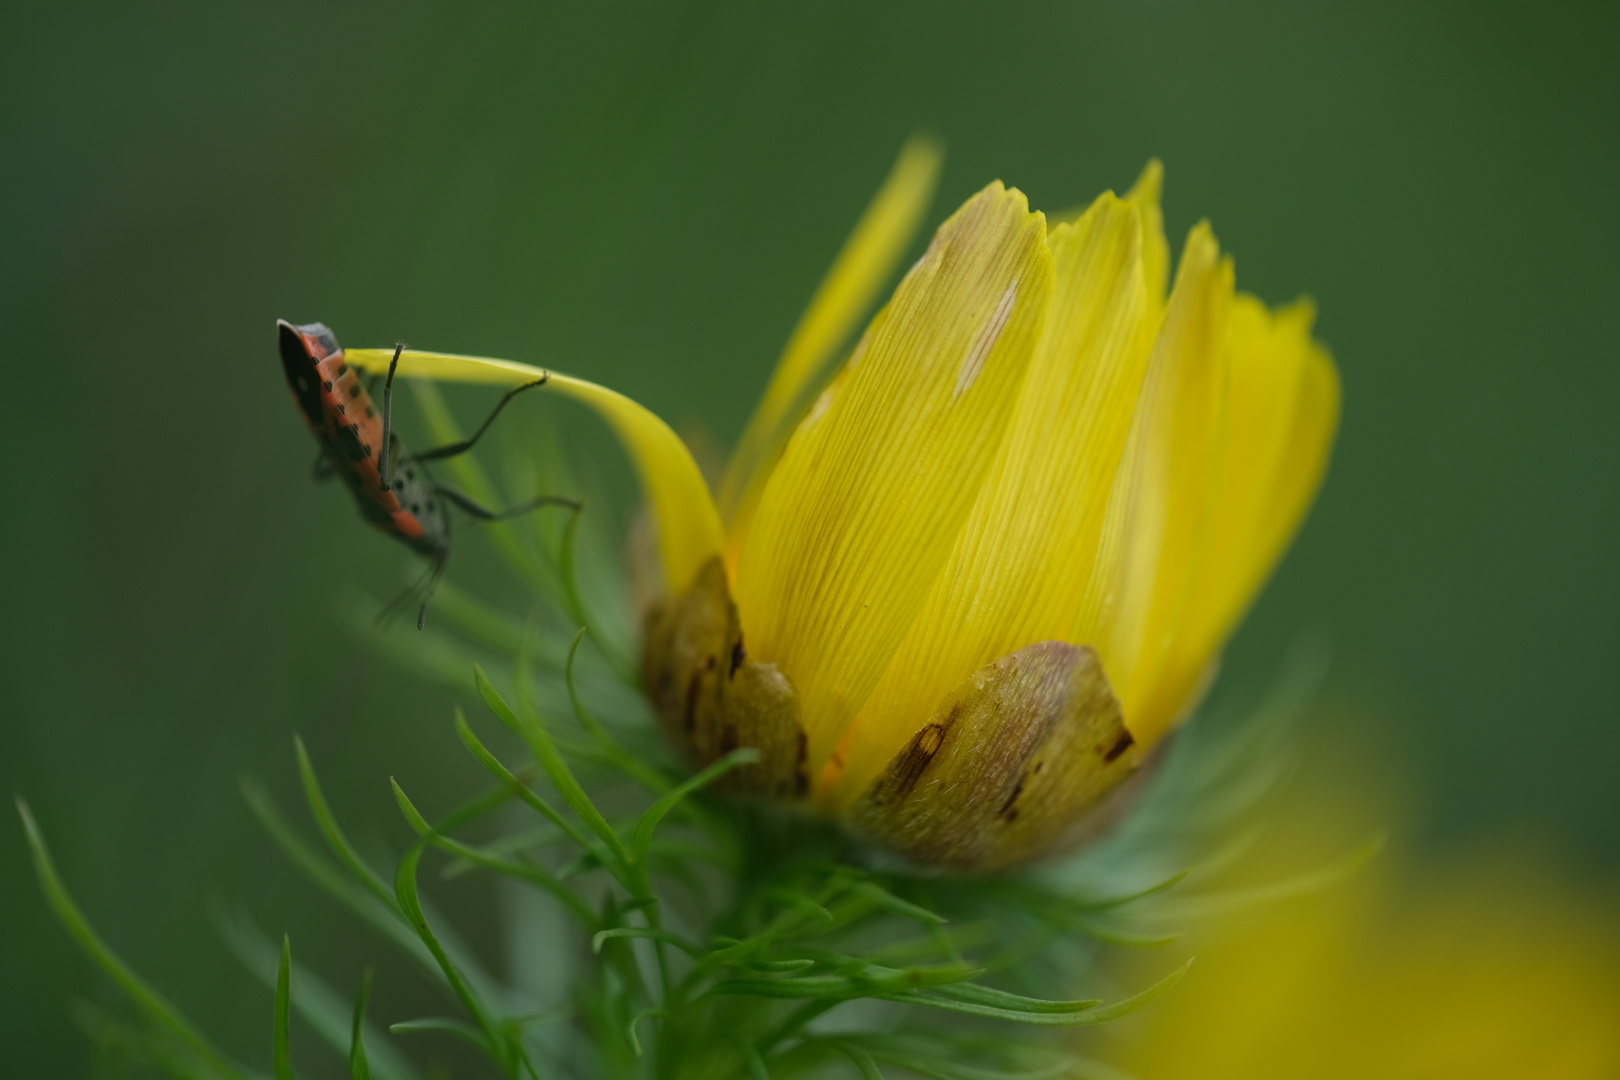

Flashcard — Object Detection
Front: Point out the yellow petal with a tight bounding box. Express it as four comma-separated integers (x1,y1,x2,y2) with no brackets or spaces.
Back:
719,135,944,559
1073,222,1235,744
1133,295,1340,736
1125,159,1170,313
344,348,724,593
732,183,1056,774
832,190,1155,805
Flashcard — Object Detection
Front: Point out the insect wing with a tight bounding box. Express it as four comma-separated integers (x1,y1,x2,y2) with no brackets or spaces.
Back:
278,319,333,430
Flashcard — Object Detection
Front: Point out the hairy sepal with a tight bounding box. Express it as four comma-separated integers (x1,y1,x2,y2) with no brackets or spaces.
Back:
642,556,810,799
846,640,1142,872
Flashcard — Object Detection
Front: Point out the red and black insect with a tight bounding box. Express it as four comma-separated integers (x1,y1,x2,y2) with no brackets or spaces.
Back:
277,319,575,627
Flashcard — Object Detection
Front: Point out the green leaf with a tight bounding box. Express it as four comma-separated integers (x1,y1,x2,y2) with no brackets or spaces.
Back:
563,627,675,797
1063,916,1181,948
16,798,248,1080
563,626,608,744
626,1008,665,1057
851,881,946,926
1065,868,1192,911
739,1040,772,1080
382,848,531,1077
441,822,564,878
557,507,591,637
1041,956,1194,1024
392,841,502,1064
882,958,1194,1026
239,777,437,974
274,936,292,1080
931,983,1103,1015
591,926,705,957
210,902,419,1080
711,962,981,1001
475,666,631,870
1154,835,1386,919
390,777,595,928
872,922,996,965
629,747,758,867
388,1017,488,1049
426,763,542,836
745,959,816,973
452,709,595,852
350,968,373,1080
295,736,399,913
694,892,847,979
839,1044,885,1080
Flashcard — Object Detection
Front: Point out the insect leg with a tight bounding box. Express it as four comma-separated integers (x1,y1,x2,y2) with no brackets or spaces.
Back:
376,341,405,491
405,375,549,465
435,483,580,521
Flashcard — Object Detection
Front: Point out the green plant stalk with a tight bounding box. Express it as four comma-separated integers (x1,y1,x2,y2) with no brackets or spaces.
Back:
274,937,292,1080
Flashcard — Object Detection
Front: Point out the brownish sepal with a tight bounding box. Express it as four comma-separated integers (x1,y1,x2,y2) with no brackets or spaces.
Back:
641,556,809,798
846,640,1143,873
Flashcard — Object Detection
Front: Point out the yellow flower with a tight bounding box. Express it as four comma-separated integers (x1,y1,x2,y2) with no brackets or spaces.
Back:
346,139,1339,871
1112,850,1620,1080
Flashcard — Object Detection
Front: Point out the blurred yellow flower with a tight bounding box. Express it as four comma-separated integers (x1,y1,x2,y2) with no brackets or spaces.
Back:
348,138,1339,871
1112,852,1620,1080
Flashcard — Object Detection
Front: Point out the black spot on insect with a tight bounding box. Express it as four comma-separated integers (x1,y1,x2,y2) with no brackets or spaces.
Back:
335,363,348,376
411,503,421,514
889,722,947,798
362,444,372,457
347,382,362,400
323,380,333,391
729,636,747,677
336,423,367,461
365,406,375,418
406,468,415,480
393,480,404,491
1103,729,1135,764
338,403,347,416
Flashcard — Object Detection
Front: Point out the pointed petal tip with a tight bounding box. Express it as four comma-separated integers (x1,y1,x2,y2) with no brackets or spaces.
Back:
1278,293,1321,330
1128,159,1165,205
896,130,946,171
719,132,947,538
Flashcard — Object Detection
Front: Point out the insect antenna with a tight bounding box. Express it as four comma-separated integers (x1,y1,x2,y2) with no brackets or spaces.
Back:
374,555,446,630
415,558,448,631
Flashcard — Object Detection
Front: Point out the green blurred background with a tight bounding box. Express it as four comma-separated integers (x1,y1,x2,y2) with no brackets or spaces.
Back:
3,0,1616,1073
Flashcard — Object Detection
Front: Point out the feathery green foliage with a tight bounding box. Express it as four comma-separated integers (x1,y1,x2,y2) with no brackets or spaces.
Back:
16,387,1352,1079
